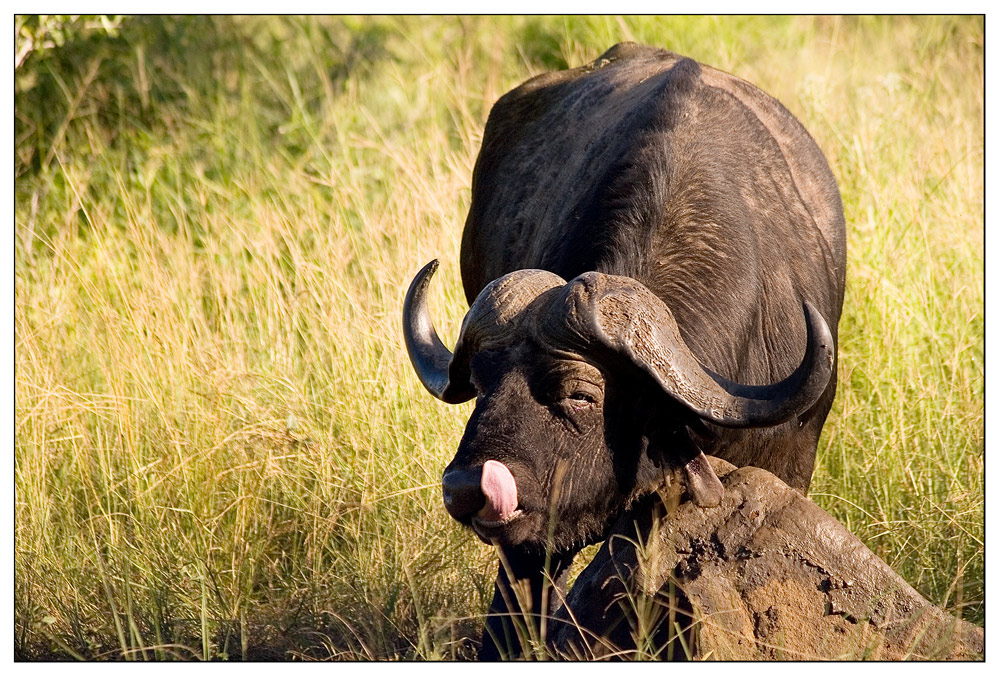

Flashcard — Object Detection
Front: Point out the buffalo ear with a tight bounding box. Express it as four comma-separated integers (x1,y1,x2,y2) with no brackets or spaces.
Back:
641,419,724,508
682,450,724,508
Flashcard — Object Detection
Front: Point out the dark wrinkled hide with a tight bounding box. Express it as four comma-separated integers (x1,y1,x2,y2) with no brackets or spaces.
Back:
408,44,846,659
549,458,984,660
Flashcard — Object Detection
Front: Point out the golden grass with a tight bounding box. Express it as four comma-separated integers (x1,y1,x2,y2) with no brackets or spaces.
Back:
14,16,982,659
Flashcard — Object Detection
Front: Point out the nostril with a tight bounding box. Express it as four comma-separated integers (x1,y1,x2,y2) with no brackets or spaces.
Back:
442,467,485,520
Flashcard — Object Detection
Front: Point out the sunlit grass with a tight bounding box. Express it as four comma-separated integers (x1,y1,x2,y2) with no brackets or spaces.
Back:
14,15,982,659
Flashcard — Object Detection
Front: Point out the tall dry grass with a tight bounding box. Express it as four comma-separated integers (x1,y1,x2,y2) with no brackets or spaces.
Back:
14,16,982,659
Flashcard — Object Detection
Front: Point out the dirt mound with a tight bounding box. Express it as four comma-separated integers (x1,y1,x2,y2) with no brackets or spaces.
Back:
549,459,984,660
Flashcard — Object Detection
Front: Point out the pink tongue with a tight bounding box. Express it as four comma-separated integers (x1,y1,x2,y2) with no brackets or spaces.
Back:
478,460,518,522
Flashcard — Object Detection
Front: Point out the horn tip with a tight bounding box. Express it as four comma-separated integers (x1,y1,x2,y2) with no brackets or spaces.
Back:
408,260,442,301
420,259,440,278
802,301,835,362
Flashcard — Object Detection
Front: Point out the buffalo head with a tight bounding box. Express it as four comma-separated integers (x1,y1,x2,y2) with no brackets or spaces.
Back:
402,260,834,553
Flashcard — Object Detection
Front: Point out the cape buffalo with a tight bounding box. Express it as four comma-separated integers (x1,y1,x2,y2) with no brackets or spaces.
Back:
402,43,845,659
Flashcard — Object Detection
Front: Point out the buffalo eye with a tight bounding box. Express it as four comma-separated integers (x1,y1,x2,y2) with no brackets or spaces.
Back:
551,387,600,434
553,379,602,416
564,392,596,409
529,359,604,422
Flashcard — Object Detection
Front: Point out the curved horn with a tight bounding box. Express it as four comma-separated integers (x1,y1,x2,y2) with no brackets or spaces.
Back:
563,272,834,428
402,260,475,403
695,302,835,426
402,261,565,404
